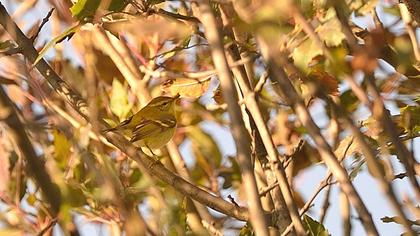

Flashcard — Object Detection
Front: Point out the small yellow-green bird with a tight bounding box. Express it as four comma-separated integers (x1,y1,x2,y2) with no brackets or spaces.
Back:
104,94,180,151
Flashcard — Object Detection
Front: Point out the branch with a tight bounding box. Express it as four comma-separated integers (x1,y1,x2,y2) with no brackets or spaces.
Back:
401,0,420,24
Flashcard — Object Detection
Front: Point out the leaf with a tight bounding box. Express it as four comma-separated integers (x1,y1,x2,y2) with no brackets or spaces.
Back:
303,214,330,236
212,86,224,104
334,136,355,158
315,18,345,47
291,143,322,177
340,89,360,112
401,105,420,133
308,70,339,96
70,0,128,20
239,222,254,236
0,40,17,52
350,0,379,16
162,77,211,99
33,24,79,66
70,0,101,20
26,193,37,206
53,129,71,170
187,126,222,169
103,15,193,43
110,79,132,120
292,39,323,71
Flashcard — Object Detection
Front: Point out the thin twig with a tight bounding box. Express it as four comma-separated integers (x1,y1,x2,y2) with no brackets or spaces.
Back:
36,218,57,236
30,8,54,41
319,184,332,224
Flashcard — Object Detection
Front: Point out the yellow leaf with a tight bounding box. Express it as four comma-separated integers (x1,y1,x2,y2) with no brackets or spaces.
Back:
53,130,71,170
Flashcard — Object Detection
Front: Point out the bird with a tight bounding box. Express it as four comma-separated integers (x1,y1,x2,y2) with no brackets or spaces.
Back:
104,94,180,153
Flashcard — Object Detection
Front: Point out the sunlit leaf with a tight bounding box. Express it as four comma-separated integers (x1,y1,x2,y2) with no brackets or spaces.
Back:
293,39,323,71
303,214,329,236
239,222,254,236
0,40,17,52
349,0,379,15
316,18,345,47
162,77,211,99
103,15,193,43
110,79,132,120
70,0,101,20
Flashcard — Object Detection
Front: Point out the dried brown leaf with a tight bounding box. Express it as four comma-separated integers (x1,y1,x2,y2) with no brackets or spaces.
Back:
162,77,211,99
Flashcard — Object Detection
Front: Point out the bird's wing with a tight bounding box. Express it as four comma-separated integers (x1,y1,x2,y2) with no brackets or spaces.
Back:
130,118,176,143
103,115,134,132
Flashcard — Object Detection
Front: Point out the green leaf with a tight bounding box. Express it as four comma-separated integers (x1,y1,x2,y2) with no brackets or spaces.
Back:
340,89,360,112
70,0,101,20
110,79,132,120
108,0,129,12
53,129,71,170
187,126,222,168
33,24,79,66
239,222,254,236
0,40,17,51
303,214,330,236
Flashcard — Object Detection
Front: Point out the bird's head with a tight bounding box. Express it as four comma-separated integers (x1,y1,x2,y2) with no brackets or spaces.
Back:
148,94,180,112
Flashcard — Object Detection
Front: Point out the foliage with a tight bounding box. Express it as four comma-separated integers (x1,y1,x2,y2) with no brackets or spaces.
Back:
0,0,418,235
